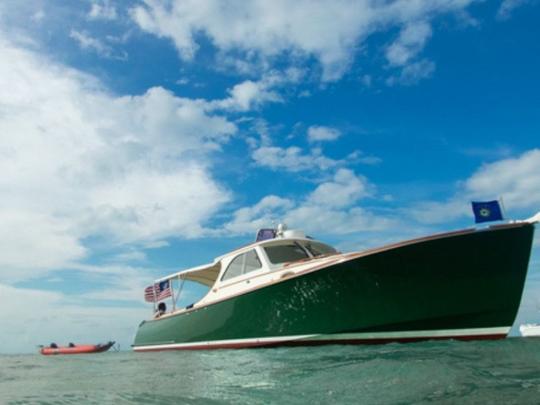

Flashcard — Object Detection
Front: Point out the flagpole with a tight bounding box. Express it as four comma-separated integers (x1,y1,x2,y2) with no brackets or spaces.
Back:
170,278,175,313
499,196,507,220
176,276,185,311
152,282,157,313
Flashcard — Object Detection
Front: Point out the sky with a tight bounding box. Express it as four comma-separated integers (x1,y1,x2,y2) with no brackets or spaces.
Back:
0,0,539,354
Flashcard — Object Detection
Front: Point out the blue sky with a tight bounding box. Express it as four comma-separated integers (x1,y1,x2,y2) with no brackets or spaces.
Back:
0,0,539,353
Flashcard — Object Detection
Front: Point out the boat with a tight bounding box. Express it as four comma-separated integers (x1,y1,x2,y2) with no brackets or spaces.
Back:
40,341,115,355
520,324,540,337
133,216,538,352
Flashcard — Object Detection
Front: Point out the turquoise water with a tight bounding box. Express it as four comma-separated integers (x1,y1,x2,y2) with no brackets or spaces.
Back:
2,338,540,404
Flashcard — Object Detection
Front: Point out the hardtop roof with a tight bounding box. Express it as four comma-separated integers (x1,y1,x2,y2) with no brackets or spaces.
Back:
154,236,323,286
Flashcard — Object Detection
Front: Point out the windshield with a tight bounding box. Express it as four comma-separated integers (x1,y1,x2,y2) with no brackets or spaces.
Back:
264,244,309,264
301,241,337,257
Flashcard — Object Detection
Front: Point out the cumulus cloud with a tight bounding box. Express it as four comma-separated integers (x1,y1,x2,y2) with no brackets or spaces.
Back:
287,205,394,236
384,20,435,86
0,212,86,282
386,59,435,86
286,169,389,235
464,148,540,208
225,169,392,236
209,70,303,112
69,29,127,60
225,195,295,234
252,145,342,172
0,35,238,281
348,150,382,165
88,0,118,20
251,124,378,172
408,199,469,225
31,9,45,22
497,0,533,20
307,125,341,143
226,80,278,111
307,169,373,208
386,21,432,67
410,149,540,224
0,283,145,354
130,0,478,82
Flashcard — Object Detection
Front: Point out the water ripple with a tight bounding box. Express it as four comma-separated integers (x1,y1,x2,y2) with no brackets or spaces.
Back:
1,338,540,404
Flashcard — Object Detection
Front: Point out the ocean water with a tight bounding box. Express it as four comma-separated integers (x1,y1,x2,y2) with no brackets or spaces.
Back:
1,338,540,404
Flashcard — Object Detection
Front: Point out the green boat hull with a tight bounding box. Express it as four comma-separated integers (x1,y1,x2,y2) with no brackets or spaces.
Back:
133,223,535,350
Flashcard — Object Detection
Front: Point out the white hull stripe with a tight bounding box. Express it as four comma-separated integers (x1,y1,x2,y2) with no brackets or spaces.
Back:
304,326,510,341
133,326,510,351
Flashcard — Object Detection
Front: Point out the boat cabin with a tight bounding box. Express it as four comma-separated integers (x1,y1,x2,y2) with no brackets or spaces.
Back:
145,226,340,318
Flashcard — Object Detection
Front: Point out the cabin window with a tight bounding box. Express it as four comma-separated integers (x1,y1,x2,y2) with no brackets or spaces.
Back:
222,255,244,281
264,244,309,264
244,249,262,273
222,249,262,281
302,241,337,257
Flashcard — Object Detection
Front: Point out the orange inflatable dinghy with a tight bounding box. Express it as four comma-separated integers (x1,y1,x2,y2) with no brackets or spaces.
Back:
40,341,115,355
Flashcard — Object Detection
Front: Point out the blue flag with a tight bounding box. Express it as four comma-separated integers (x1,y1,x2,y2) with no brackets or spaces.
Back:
471,200,504,223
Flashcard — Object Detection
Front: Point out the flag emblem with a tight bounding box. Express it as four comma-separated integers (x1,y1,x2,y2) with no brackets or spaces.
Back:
479,208,490,217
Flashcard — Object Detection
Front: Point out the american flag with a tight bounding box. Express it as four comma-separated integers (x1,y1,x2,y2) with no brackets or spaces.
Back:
144,280,172,303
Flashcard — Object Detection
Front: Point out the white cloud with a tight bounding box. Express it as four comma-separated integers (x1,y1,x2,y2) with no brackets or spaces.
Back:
80,165,231,242
130,0,478,82
0,35,238,281
0,212,86,283
211,69,303,112
307,125,341,143
252,146,341,172
386,21,432,66
69,28,107,51
408,199,469,225
464,148,540,208
251,131,378,172
287,205,394,236
225,195,294,234
497,0,532,20
0,283,145,354
144,240,170,249
225,169,392,236
286,169,388,235
31,9,45,22
386,58,435,86
347,150,382,165
307,169,373,208
69,29,127,60
111,249,147,263
213,79,281,112
88,0,118,20
410,149,540,224
232,80,276,110
75,265,155,302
